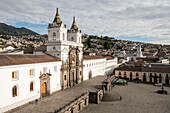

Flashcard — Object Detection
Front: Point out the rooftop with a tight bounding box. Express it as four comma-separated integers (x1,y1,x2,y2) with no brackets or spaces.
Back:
115,65,170,73
83,55,105,60
0,54,61,67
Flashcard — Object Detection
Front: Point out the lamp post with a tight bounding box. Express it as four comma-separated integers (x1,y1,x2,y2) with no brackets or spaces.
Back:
161,85,164,93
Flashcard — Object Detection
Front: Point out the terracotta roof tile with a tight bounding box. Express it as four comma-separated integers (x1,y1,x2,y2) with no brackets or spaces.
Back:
34,45,47,52
83,55,105,60
103,55,116,60
0,54,61,67
115,65,170,73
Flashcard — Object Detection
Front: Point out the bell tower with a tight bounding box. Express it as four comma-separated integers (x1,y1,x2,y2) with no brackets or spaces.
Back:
137,44,143,57
67,16,82,43
47,8,67,42
46,8,68,60
45,8,84,90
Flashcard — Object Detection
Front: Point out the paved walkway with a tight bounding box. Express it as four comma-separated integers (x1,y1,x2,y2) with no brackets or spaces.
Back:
12,76,106,113
80,82,170,113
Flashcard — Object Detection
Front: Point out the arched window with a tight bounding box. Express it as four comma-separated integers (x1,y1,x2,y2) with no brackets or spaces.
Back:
159,74,162,83
136,73,139,76
64,75,67,80
85,99,87,105
30,82,33,91
150,73,152,77
53,32,56,40
71,37,74,41
150,73,152,83
63,33,65,40
143,73,146,82
12,86,17,97
53,46,56,50
79,104,81,111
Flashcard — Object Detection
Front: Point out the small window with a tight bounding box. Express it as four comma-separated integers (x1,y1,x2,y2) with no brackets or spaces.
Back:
12,86,17,97
80,71,81,75
71,37,74,41
63,33,65,40
53,32,56,40
85,99,87,105
30,82,33,92
43,67,47,74
64,75,67,80
12,72,15,79
79,104,81,110
12,71,18,80
150,73,152,77
136,73,139,76
30,69,34,77
54,66,57,72
53,46,56,50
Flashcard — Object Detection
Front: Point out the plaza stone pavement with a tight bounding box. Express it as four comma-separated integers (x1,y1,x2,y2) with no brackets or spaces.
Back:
11,76,106,113
80,82,170,113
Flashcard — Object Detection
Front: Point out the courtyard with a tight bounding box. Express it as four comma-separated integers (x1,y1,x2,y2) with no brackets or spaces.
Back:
80,82,170,113
11,76,106,113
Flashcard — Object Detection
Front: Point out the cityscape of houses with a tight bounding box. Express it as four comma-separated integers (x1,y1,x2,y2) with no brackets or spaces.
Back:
0,2,170,113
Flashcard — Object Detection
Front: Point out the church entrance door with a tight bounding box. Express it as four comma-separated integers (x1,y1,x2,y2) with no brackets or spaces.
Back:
42,82,47,97
40,73,51,98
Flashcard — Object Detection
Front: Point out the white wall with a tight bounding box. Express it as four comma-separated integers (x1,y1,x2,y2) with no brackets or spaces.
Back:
0,61,62,113
67,31,82,43
105,57,118,75
48,23,67,42
83,58,106,81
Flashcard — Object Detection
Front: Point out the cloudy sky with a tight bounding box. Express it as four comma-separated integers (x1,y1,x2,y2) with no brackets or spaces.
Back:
0,0,170,45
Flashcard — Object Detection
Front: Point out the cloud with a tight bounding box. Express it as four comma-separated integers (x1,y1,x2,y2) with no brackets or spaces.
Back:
0,0,170,45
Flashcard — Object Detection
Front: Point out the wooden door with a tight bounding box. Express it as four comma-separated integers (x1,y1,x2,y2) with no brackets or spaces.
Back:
42,82,47,94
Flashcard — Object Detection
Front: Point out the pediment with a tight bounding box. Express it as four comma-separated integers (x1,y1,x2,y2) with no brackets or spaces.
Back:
62,47,69,52
39,73,51,79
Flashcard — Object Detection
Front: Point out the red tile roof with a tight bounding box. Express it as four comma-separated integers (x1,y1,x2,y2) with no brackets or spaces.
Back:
34,45,47,52
83,55,105,60
103,55,116,60
0,54,61,66
115,65,170,73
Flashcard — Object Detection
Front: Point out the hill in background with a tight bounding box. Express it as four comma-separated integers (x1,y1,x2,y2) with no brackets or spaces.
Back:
0,23,39,35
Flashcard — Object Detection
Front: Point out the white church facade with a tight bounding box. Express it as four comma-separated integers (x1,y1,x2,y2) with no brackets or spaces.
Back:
116,44,145,62
0,8,118,113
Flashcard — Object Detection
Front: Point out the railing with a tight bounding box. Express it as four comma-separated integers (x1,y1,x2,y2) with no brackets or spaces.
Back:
54,92,89,113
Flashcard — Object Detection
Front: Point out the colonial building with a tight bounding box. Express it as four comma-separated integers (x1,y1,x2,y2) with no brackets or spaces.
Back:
45,8,83,89
115,64,170,85
0,8,118,112
83,55,118,80
0,54,62,112
116,44,145,62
